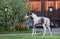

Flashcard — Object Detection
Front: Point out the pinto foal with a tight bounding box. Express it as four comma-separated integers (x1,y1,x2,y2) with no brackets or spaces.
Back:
24,12,52,36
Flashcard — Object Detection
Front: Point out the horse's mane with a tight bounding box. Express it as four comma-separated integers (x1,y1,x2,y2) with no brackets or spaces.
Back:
32,13,37,17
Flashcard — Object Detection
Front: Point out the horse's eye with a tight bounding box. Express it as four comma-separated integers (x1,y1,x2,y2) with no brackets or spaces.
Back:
30,13,32,15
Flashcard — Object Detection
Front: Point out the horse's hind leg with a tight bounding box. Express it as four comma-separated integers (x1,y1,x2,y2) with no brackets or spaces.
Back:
46,21,52,36
47,26,52,36
46,20,52,36
42,24,47,36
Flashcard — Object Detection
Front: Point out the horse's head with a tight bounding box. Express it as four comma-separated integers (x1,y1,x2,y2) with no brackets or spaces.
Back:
24,11,33,19
27,11,32,16
24,11,37,20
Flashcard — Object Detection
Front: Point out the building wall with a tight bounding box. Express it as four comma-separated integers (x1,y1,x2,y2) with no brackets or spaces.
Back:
57,1,60,9
45,1,55,11
28,1,41,11
28,0,60,12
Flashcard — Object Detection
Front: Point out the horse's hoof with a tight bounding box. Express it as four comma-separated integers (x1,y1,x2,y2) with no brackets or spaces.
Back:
42,34,45,36
32,34,34,36
50,34,52,36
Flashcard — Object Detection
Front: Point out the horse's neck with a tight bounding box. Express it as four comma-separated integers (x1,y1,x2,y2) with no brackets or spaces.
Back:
32,13,39,19
32,13,43,20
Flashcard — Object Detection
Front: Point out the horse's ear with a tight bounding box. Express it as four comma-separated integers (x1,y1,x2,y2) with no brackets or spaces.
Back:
27,12,29,16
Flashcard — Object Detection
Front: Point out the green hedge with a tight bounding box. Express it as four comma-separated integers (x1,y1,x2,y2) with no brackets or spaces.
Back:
0,0,30,31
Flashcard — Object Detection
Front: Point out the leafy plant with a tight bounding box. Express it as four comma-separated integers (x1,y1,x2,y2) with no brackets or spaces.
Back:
0,0,30,31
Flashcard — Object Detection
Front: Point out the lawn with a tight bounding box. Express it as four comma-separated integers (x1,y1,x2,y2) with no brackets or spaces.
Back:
0,34,60,39
0,31,31,34
0,29,41,34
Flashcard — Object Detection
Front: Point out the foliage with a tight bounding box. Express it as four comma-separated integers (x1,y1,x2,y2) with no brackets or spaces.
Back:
0,0,30,31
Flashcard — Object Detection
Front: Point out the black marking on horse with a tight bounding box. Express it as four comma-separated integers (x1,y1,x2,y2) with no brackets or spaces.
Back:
27,11,32,16
38,18,44,24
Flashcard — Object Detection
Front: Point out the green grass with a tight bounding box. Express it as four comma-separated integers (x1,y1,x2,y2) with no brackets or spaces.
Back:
0,29,42,34
0,30,32,34
0,34,60,39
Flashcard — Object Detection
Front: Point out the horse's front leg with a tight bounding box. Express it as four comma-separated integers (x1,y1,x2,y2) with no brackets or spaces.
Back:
35,24,36,35
32,23,36,36
32,27,35,36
